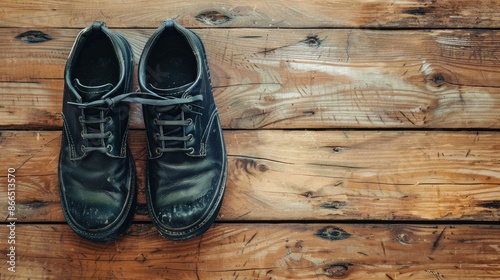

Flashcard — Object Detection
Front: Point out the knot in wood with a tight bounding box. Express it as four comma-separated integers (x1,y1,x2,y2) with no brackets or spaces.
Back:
324,263,352,277
195,10,232,25
303,34,322,47
397,233,413,245
432,73,445,86
316,226,351,241
15,31,53,43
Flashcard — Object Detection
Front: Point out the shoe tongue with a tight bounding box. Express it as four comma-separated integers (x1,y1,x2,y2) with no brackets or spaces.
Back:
148,82,194,97
73,79,114,101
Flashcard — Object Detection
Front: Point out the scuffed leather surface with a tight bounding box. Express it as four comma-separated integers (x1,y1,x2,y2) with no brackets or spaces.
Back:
146,115,225,231
59,22,135,241
59,150,133,229
140,20,227,238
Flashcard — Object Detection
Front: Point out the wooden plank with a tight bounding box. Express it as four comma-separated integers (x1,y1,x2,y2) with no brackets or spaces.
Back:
1,28,499,129
0,0,499,29
0,223,498,279
1,130,498,222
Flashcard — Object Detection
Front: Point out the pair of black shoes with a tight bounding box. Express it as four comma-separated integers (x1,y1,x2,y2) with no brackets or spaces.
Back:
58,21,227,242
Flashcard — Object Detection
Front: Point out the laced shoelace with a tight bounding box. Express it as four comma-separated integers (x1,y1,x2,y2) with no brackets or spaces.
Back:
68,92,203,154
78,111,113,153
153,101,203,154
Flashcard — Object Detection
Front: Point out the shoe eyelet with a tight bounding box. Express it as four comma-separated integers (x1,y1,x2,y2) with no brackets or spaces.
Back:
153,118,158,125
187,134,194,142
80,145,86,153
106,116,112,124
187,147,195,155
186,118,193,125
107,144,113,152
78,116,84,123
155,147,162,155
80,130,84,137
153,133,160,141
106,131,112,138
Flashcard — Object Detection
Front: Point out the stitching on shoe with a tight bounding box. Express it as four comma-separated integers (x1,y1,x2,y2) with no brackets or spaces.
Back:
120,118,129,158
61,112,86,160
197,108,219,157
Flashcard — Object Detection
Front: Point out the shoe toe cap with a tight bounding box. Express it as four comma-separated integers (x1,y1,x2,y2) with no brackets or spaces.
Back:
155,191,213,230
65,196,125,231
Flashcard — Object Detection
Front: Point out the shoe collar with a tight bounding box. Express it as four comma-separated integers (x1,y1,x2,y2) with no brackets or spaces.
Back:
64,21,127,102
138,19,204,96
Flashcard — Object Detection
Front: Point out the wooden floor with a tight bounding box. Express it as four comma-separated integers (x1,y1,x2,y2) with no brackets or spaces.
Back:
1,1,499,279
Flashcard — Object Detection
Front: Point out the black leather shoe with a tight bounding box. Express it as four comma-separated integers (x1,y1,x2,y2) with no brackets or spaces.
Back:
139,20,227,240
58,22,136,242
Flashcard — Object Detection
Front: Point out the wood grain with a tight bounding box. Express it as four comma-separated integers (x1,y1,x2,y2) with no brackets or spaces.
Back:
1,130,498,222
0,223,498,279
0,0,499,28
1,28,499,129
0,1,499,278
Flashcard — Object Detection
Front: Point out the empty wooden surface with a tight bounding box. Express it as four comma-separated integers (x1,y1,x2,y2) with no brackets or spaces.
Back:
1,28,500,129
0,0,499,29
0,224,499,279
0,0,499,279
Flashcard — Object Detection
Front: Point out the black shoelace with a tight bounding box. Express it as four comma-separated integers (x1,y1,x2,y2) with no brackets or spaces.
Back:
69,92,203,154
78,109,113,153
153,100,203,154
